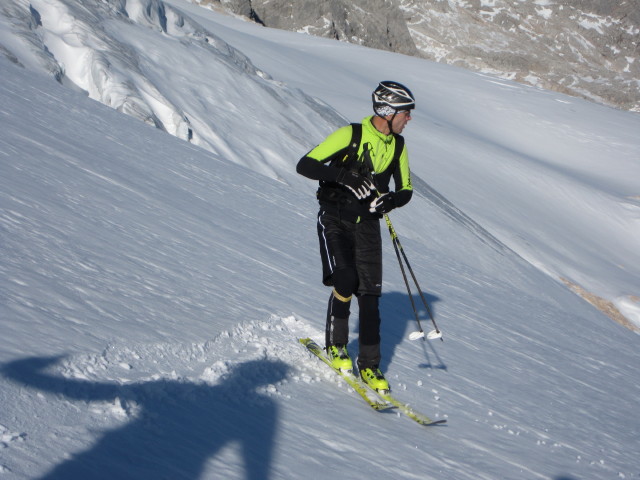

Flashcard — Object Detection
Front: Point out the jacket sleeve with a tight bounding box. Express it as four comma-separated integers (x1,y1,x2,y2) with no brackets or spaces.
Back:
394,188,413,208
296,155,340,182
296,125,353,181
392,144,413,208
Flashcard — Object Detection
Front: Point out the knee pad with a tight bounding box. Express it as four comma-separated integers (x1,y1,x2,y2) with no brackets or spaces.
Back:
332,267,358,299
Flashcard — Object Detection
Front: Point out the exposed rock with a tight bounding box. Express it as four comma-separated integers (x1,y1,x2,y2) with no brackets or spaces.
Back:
199,0,418,56
561,278,639,333
401,0,640,112
200,0,640,112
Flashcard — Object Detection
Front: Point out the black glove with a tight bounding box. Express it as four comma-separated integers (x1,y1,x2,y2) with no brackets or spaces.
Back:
369,192,396,214
336,170,376,200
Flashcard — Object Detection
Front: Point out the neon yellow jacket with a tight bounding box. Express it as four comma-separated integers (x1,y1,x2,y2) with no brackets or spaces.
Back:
297,116,412,220
304,116,411,193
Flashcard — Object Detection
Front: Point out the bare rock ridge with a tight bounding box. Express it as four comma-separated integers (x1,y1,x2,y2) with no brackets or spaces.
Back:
203,0,640,112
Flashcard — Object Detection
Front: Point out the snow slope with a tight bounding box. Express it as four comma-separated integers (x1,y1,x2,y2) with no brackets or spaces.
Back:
4,0,640,326
1,1,640,479
185,2,640,329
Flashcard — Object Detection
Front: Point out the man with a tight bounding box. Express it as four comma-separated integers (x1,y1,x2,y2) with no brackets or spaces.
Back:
296,81,415,393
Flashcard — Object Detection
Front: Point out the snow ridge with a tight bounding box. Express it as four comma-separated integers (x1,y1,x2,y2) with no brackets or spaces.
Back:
1,0,343,180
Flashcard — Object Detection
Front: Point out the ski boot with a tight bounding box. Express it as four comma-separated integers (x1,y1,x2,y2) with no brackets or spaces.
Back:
360,367,390,393
327,344,353,372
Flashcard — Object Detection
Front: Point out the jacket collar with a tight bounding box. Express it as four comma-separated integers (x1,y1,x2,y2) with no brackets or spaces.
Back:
362,115,394,144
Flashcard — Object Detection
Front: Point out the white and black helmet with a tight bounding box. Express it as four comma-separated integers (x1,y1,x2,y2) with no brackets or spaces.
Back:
372,81,415,116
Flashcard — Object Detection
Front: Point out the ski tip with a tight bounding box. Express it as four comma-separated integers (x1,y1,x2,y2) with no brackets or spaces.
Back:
424,419,447,426
374,403,396,411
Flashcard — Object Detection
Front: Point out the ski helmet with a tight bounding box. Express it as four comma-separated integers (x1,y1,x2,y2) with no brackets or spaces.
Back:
372,81,415,116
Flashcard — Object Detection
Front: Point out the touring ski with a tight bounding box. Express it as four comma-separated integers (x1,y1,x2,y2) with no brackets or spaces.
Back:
374,391,447,426
299,338,392,411
299,338,447,426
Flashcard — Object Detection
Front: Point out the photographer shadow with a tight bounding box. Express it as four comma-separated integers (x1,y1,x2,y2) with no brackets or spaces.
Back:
2,356,289,480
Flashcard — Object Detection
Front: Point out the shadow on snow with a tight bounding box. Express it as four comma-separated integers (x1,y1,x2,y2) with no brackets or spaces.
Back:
2,356,289,480
347,289,447,372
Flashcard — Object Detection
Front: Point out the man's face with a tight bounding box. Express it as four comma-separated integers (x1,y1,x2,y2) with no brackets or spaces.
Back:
390,110,412,133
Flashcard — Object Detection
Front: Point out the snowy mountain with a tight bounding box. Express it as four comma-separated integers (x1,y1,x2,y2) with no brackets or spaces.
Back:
0,0,342,180
1,0,640,478
202,0,640,113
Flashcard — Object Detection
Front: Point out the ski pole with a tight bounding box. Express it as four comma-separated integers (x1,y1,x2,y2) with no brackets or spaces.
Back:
384,214,443,341
388,222,426,340
360,149,442,340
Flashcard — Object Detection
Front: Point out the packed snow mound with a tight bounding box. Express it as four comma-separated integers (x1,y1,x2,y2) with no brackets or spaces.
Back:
0,315,322,479
0,0,343,180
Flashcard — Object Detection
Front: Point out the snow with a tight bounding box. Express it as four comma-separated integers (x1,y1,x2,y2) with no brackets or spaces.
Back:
536,7,553,20
1,0,639,478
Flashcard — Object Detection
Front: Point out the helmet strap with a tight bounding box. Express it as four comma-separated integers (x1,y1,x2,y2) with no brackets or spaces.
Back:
387,111,397,135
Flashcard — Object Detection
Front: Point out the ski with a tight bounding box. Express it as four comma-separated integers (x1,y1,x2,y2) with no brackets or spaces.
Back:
374,391,447,426
299,337,447,426
298,338,392,411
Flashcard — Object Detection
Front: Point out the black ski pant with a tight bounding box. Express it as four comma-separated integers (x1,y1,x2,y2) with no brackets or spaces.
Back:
317,210,382,369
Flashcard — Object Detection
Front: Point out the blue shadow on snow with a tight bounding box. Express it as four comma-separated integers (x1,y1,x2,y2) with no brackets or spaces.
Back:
2,356,289,480
348,290,447,372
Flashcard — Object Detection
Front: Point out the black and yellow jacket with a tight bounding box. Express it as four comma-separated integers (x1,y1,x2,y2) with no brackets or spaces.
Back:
296,116,412,222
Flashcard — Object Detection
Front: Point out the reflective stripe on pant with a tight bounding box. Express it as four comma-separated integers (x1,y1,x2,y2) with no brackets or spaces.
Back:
317,210,383,367
316,211,382,296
